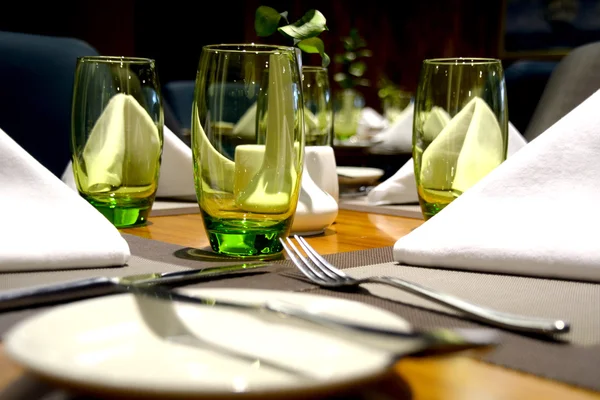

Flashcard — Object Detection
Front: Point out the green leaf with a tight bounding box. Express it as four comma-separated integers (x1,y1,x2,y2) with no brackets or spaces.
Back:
321,52,330,68
298,37,323,54
298,37,330,67
357,49,373,58
334,72,348,82
342,37,354,51
278,9,327,41
334,54,346,64
349,61,366,77
255,6,282,37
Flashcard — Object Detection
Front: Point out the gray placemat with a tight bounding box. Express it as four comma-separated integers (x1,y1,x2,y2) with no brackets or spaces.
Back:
1,235,599,392
338,197,423,219
344,263,600,346
0,254,293,338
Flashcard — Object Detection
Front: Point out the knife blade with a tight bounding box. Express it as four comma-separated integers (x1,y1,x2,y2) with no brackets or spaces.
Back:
131,284,500,356
0,261,271,312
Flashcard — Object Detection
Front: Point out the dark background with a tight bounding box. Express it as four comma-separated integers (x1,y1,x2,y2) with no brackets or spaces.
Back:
0,0,505,112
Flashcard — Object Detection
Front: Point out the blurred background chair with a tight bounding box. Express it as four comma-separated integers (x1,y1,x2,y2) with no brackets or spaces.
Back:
0,31,100,177
0,30,184,178
524,41,600,142
162,80,260,147
504,60,558,135
163,80,195,145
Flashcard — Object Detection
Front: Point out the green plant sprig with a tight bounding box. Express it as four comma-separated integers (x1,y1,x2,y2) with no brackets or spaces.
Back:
255,6,330,67
333,28,372,90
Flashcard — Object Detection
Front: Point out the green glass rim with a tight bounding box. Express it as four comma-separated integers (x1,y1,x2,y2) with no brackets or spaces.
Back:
77,56,155,64
423,57,501,65
202,43,296,54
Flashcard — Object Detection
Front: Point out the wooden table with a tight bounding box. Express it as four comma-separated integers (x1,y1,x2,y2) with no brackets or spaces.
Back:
1,209,598,399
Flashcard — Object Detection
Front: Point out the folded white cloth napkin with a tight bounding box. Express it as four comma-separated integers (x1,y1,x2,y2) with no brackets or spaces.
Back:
81,94,161,192
367,122,527,205
393,89,600,281
155,127,194,199
0,128,130,272
62,126,195,200
355,107,389,139
369,104,414,153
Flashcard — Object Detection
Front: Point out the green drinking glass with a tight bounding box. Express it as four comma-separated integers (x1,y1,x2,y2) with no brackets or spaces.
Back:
71,56,163,228
413,58,508,220
192,44,304,258
302,66,333,146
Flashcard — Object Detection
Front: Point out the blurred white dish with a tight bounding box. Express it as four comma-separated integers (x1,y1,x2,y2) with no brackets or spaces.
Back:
337,166,385,186
5,288,413,399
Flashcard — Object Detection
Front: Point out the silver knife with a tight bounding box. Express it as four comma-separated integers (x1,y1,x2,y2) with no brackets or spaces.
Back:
131,284,501,357
0,261,270,312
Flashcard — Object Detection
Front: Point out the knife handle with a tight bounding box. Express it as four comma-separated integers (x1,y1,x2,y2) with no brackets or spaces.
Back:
0,277,120,312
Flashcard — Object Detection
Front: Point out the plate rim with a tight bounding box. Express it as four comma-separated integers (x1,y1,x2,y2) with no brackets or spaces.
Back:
4,288,406,399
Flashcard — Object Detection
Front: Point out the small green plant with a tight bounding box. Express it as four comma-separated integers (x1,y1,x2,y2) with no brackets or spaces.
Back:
333,28,372,90
254,6,330,67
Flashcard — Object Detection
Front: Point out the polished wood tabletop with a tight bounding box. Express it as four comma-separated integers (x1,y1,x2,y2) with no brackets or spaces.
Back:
1,209,598,399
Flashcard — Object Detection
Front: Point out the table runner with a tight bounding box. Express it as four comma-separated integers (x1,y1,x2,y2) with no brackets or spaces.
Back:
1,234,599,392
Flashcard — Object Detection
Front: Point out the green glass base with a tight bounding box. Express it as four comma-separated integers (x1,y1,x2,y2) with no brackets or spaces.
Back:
203,213,289,258
418,198,451,220
86,199,152,228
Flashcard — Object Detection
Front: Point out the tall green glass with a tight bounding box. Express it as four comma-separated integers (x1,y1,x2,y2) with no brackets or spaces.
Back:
302,66,333,146
413,58,508,219
192,44,304,257
71,56,163,228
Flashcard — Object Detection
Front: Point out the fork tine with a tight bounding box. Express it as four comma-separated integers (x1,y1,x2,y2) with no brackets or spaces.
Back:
293,235,340,280
279,238,327,282
294,235,348,279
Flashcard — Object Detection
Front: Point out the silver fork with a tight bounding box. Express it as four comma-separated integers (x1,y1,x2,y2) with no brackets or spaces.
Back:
280,235,570,335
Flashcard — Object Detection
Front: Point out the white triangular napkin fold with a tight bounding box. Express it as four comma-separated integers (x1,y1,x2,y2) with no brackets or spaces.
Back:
62,126,195,200
370,104,414,153
368,122,526,206
420,97,505,193
393,89,600,282
0,128,130,272
356,107,389,139
81,94,161,192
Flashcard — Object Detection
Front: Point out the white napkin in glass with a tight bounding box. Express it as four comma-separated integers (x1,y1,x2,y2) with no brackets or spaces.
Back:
393,89,600,282
0,128,130,272
62,126,195,200
367,121,527,206
81,94,162,192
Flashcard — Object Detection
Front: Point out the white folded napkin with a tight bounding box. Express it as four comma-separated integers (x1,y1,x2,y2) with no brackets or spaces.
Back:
393,89,600,282
355,107,389,140
369,104,414,153
155,127,194,199
367,122,527,206
0,128,130,272
63,126,195,200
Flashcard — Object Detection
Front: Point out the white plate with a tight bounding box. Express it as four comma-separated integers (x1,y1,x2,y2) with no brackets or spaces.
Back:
5,288,413,399
337,166,385,186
